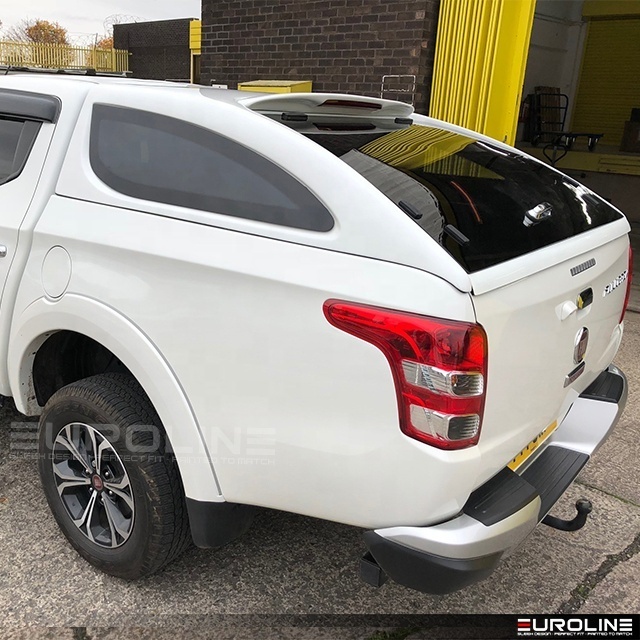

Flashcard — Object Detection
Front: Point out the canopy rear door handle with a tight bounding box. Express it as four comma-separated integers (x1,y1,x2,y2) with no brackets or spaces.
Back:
557,288,593,320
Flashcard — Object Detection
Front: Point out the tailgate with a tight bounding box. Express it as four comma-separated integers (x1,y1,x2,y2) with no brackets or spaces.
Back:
472,231,631,468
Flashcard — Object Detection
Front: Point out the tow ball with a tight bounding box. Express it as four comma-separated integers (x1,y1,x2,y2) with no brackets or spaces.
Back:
542,498,592,532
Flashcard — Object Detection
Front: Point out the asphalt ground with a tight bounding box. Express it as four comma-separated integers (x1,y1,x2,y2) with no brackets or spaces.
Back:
1,315,639,640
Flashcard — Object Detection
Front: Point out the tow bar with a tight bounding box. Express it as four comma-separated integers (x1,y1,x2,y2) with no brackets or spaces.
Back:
360,551,388,588
542,498,592,532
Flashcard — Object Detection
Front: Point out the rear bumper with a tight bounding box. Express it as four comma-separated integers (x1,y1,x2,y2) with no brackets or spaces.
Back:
364,364,627,594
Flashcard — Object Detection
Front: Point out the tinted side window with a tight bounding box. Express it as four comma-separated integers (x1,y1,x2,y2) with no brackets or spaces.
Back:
90,105,333,232
0,118,41,185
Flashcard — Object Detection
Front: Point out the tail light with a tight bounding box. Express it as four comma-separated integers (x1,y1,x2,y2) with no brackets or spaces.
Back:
323,300,488,450
620,245,633,324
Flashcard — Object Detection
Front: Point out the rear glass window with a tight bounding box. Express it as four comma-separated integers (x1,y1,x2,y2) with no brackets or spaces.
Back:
307,125,622,272
90,105,333,232
0,118,40,185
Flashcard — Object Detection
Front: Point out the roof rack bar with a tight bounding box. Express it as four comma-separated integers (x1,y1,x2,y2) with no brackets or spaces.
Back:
0,65,130,78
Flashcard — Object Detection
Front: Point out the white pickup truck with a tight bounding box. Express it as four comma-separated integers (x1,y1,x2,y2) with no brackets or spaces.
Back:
0,69,630,594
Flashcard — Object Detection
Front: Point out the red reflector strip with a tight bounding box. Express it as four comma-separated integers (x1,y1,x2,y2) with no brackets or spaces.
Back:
620,245,633,324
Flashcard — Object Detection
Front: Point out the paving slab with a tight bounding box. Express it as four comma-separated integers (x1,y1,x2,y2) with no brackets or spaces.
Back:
627,223,640,312
577,311,640,507
87,626,386,640
580,552,640,614
0,632,74,640
1,462,638,627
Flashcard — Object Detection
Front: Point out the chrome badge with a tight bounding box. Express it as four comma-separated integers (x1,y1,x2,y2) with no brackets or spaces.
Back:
574,327,589,364
603,270,628,297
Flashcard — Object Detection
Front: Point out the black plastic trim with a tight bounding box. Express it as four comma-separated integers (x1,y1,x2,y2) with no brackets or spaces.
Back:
360,551,388,587
186,498,257,549
1,64,128,78
521,446,588,518
463,467,538,526
0,88,61,123
463,444,590,527
363,531,502,594
281,112,308,122
580,369,625,403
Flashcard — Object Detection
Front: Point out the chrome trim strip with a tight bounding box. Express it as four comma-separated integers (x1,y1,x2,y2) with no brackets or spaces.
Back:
564,361,586,387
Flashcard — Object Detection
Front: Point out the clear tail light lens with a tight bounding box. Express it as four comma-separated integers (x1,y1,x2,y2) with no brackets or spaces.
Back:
323,300,488,450
401,361,484,396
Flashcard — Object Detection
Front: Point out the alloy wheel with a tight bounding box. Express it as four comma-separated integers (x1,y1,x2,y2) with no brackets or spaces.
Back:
51,422,134,548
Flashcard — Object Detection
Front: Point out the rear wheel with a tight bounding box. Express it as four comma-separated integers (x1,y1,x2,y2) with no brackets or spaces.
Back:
38,373,191,579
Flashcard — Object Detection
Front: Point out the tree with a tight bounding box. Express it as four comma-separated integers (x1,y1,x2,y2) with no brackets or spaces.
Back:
27,20,68,44
95,36,113,50
6,19,68,44
86,35,115,71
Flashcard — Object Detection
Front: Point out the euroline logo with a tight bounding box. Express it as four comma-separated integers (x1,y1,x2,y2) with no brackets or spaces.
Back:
518,619,532,633
516,615,636,638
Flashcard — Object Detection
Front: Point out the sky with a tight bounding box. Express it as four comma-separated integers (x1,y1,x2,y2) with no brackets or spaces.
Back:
0,0,201,40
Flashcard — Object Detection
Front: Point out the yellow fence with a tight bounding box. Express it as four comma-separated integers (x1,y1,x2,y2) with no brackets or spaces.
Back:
0,41,129,73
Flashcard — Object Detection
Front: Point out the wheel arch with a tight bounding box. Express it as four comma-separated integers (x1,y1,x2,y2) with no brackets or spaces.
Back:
8,294,223,502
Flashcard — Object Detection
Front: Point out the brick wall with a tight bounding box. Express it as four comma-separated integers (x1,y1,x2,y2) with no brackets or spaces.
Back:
201,0,440,113
114,19,193,81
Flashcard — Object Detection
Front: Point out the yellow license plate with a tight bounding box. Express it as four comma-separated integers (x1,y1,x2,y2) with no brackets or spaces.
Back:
508,421,558,471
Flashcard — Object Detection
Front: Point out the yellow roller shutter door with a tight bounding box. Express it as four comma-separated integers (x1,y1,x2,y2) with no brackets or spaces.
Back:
572,19,640,147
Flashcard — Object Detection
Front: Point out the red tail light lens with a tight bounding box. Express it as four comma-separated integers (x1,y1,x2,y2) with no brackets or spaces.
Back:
323,300,488,450
620,245,633,324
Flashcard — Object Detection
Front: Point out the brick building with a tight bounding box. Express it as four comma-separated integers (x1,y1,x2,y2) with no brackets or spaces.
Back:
200,0,440,113
114,18,196,81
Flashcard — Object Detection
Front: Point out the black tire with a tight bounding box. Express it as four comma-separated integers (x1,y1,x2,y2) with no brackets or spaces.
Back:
38,373,192,579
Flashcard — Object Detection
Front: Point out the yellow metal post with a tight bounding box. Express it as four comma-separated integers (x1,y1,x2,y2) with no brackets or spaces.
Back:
189,20,202,53
189,20,202,83
430,0,536,145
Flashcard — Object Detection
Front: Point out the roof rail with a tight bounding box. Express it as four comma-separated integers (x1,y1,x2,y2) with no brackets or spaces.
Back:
0,65,130,78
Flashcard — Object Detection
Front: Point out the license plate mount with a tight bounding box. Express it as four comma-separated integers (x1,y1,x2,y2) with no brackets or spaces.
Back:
508,421,558,471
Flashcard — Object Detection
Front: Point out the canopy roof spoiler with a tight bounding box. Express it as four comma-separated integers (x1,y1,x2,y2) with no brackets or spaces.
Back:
240,92,415,119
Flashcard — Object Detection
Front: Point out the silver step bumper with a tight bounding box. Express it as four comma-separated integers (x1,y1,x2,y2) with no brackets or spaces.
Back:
363,365,627,594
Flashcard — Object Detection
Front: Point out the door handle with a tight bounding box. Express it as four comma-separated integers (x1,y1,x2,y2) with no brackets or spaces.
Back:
558,300,578,321
0,245,7,258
